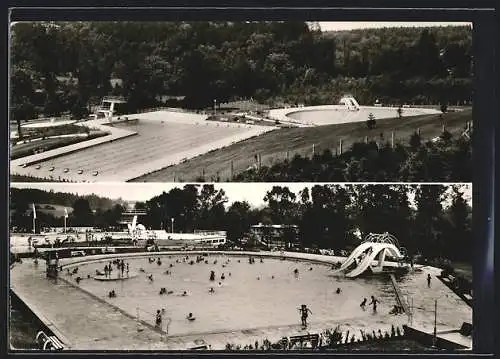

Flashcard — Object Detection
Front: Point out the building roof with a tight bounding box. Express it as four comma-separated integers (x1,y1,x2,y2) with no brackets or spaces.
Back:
251,224,298,229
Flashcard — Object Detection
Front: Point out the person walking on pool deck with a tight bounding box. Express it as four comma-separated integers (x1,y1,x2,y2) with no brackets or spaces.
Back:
427,274,432,287
298,304,312,328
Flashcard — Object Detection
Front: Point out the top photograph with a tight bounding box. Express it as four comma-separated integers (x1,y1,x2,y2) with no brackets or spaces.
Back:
9,21,472,183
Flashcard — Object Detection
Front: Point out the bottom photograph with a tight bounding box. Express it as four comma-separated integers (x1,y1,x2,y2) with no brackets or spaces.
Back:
9,182,472,352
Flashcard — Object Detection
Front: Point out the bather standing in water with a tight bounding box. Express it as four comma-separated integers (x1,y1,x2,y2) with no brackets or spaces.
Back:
360,298,367,309
298,304,312,328
369,296,378,312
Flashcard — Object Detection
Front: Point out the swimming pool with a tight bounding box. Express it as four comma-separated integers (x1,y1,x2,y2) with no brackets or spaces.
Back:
71,254,397,336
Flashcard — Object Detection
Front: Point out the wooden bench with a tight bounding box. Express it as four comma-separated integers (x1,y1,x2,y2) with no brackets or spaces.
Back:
36,331,64,351
189,345,208,350
289,334,319,348
47,336,64,351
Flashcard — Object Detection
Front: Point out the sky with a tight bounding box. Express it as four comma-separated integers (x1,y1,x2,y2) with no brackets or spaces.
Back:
11,183,471,209
318,22,471,32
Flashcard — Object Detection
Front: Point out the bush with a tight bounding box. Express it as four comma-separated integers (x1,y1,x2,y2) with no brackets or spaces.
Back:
366,119,376,129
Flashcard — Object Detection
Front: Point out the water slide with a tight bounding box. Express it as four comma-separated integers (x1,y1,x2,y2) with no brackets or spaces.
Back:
337,242,404,278
332,242,374,273
345,246,384,278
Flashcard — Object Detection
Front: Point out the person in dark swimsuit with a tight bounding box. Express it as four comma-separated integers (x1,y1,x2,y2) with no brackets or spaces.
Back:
369,296,378,312
360,298,367,309
155,310,162,327
298,304,312,327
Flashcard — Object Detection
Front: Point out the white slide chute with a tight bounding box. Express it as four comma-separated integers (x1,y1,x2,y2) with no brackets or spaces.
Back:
334,233,405,278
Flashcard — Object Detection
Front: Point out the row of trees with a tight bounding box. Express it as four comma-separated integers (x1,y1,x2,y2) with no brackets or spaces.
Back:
234,131,471,182
10,184,472,262
10,22,472,125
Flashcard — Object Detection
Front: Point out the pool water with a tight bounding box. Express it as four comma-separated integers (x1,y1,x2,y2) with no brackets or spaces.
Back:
72,255,397,336
286,108,433,127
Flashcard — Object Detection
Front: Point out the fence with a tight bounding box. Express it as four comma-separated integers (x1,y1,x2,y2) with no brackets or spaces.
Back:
161,122,472,183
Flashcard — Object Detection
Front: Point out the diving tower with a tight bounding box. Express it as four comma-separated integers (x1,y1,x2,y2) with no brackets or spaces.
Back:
339,94,360,111
92,96,126,121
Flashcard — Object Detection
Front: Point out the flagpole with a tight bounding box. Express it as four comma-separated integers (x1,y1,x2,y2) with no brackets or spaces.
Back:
64,208,68,234
32,203,36,234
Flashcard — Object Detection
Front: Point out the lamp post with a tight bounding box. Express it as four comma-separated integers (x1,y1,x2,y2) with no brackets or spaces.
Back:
171,218,174,233
213,99,217,116
432,299,437,348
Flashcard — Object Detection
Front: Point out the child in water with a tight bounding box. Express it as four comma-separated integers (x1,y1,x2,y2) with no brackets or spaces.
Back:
369,296,378,312
360,298,367,309
298,304,312,327
155,310,162,327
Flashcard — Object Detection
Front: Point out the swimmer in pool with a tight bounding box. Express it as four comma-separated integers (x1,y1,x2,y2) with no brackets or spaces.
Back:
298,304,312,327
360,298,367,309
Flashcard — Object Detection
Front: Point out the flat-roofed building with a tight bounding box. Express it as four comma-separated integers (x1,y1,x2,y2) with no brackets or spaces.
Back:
249,223,299,249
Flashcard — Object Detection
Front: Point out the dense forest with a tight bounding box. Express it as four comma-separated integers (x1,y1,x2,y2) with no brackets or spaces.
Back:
10,21,472,126
9,188,127,228
234,130,472,182
10,184,472,262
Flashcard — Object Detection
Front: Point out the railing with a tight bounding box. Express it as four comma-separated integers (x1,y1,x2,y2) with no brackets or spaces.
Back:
102,96,126,103
35,331,65,351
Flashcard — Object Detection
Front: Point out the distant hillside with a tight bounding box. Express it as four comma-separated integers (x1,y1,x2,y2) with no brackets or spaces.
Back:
10,187,126,212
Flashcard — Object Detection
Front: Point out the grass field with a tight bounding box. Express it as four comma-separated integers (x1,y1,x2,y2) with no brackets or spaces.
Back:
133,110,471,182
10,132,107,160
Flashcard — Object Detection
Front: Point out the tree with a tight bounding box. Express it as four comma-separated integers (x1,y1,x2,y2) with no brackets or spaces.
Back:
197,184,228,230
71,198,94,226
413,185,447,258
366,113,376,129
224,201,252,243
445,185,472,261
263,186,298,224
397,106,403,119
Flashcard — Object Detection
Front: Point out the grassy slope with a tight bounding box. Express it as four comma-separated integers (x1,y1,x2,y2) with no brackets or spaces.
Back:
10,132,108,160
132,110,471,182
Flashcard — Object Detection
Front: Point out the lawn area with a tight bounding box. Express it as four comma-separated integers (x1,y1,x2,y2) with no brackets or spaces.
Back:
132,110,471,182
10,131,108,160
10,175,59,182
